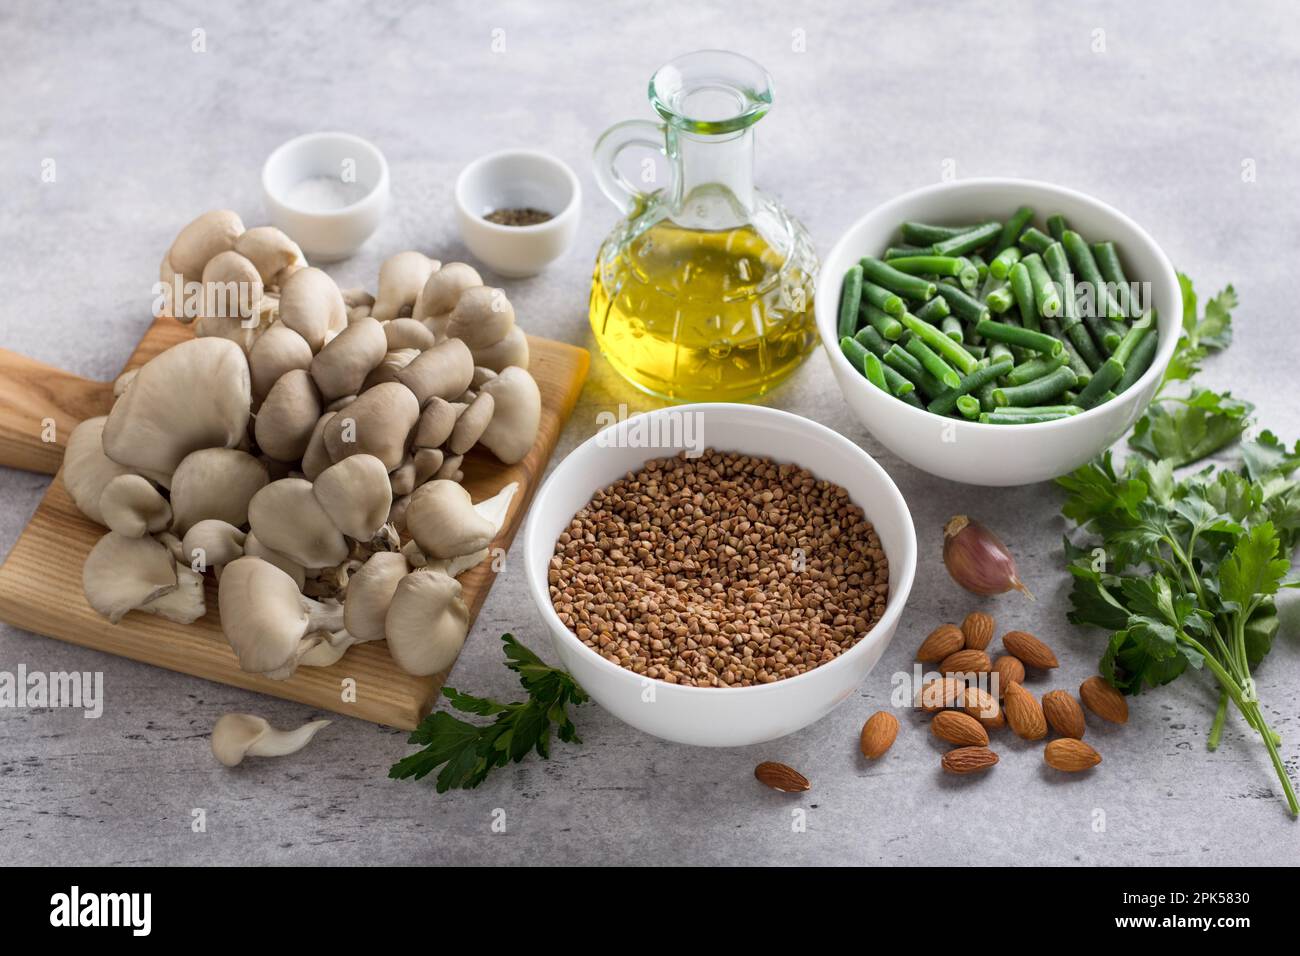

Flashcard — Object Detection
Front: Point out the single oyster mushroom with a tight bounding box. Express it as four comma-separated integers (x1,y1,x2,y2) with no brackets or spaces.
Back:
384,569,470,676
372,251,440,322
99,474,172,538
217,556,345,677
101,337,251,484
244,531,305,589
411,397,463,449
322,381,419,471
416,482,518,578
477,365,541,464
166,209,245,289
181,519,247,572
361,348,419,390
414,261,482,328
211,713,331,768
312,454,392,541
445,285,514,350
394,338,474,406
248,322,313,400
247,478,349,568
404,480,495,560
343,551,409,643
254,367,322,462
301,412,335,480
472,324,530,372
309,315,387,400
383,318,436,351
447,391,495,455
169,447,269,535
233,226,304,285
278,267,347,352
82,532,204,624
62,416,136,526
201,250,263,322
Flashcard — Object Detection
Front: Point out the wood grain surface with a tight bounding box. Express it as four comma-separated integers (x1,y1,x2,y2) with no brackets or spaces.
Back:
0,316,589,729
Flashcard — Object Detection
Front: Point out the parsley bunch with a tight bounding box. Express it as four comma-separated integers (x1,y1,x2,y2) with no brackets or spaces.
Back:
1058,276,1300,816
389,633,588,792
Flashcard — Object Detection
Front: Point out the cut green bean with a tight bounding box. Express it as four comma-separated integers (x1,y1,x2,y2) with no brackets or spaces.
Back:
1042,318,1092,385
1092,241,1134,318
881,363,915,397
1018,227,1054,254
1005,352,1068,386
859,257,938,301
941,316,964,342
1074,357,1124,409
993,205,1034,255
884,244,930,260
968,254,989,284
883,255,971,279
989,245,1023,280
930,221,1002,257
1008,261,1038,331
985,284,1016,314
861,280,904,316
964,343,987,359
853,325,889,357
976,379,999,412
1111,319,1153,367
839,336,870,374
979,409,1081,424
956,395,982,419
991,365,1078,406
914,295,951,324
988,342,1013,365
927,358,1014,415
862,350,889,391
989,404,1084,417
884,344,945,398
899,389,924,408
905,335,961,389
838,265,863,338
899,311,980,374
900,221,973,245
861,302,904,341
1062,230,1123,321
1022,253,1061,319
933,283,990,326
974,318,1063,357
1042,242,1078,328
1046,213,1068,241
1115,326,1159,393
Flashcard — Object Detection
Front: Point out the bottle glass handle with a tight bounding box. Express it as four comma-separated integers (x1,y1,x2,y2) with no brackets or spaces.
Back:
592,120,672,215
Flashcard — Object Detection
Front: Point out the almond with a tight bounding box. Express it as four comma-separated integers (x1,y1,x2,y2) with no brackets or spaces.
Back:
1079,675,1129,724
939,648,992,675
961,611,995,650
917,677,965,712
1041,690,1086,739
1044,738,1102,772
917,623,964,662
931,710,989,747
991,655,1025,697
941,746,999,774
1002,630,1059,669
754,761,811,792
961,684,1004,729
1003,681,1047,740
860,711,899,759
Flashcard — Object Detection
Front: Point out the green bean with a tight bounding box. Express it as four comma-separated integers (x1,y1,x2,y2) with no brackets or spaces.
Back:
979,409,1081,424
853,325,889,357
1062,230,1123,321
1005,352,1068,386
979,273,1006,302
968,254,989,284
956,395,982,420
914,295,951,324
862,350,889,392
989,245,1023,280
838,265,863,338
1074,357,1124,409
900,311,980,374
930,221,1002,257
884,244,930,260
1042,318,1092,385
1041,242,1078,329
1092,241,1133,318
927,358,1014,415
989,404,1083,417
839,336,870,374
1008,261,1038,331
933,283,990,326
963,343,987,359
861,280,904,316
881,363,916,397
1115,326,1159,393
859,257,937,301
993,205,1034,255
905,335,961,389
987,342,1013,366
862,302,904,341
941,316,964,342
1022,253,1061,319
976,379,999,412
985,284,1016,314
974,318,1063,357
899,389,924,408
991,365,1078,407
1110,319,1152,367
900,221,973,245
1066,322,1103,370
1018,227,1054,254
883,256,971,279
884,344,945,398
1046,213,1069,241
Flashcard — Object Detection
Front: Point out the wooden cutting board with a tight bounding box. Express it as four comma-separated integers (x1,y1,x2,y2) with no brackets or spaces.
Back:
0,317,588,730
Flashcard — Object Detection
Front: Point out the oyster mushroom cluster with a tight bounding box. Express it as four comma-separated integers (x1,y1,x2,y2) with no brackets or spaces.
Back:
68,209,542,680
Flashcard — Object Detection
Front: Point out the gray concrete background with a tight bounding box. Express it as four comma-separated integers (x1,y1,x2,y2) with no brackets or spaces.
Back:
2,0,1298,866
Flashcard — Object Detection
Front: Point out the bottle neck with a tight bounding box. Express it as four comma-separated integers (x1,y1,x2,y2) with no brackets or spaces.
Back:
668,127,754,229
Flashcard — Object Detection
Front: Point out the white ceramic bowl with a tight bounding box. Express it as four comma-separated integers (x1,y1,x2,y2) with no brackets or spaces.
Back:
261,132,390,262
454,149,581,277
816,178,1180,486
523,403,917,747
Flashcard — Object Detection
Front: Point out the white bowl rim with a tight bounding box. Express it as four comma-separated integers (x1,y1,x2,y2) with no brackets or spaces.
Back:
522,402,918,696
261,130,390,217
816,176,1181,433
453,147,582,234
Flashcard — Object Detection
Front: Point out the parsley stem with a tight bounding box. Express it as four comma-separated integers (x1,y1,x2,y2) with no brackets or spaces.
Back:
1207,689,1228,751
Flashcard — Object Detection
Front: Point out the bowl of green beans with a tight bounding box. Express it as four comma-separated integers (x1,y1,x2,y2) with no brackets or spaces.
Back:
816,178,1180,486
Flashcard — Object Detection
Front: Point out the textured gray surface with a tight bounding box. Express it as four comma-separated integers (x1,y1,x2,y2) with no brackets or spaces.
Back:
2,0,1298,866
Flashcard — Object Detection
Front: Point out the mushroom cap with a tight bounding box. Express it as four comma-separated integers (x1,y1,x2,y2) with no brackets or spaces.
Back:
412,448,444,485
211,713,331,767
248,323,313,400
447,391,495,455
389,459,416,497
343,551,409,642
217,556,313,674
99,474,172,538
312,454,392,541
471,323,530,372
372,251,440,322
181,519,247,571
167,209,245,285
247,478,349,568
445,285,515,350
414,261,482,323
477,365,541,465
383,318,436,351
393,337,474,406
405,479,496,560
309,315,387,400
62,416,136,526
201,251,263,321
384,569,469,676
254,367,322,462
102,337,252,483
278,267,347,352
322,381,419,471
300,411,336,481
243,531,306,589
82,532,178,624
169,447,269,535
411,397,462,450
233,226,304,285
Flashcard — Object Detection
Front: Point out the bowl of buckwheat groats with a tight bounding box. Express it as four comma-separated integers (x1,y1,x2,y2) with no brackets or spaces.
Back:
523,403,917,746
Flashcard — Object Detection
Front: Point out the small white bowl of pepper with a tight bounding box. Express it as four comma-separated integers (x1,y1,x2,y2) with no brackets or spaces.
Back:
523,403,917,747
454,148,581,277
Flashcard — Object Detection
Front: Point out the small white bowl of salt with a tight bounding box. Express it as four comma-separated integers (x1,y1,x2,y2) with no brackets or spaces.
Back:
261,132,390,262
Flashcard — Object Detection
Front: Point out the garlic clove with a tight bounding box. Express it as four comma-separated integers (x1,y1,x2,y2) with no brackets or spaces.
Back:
942,515,1033,599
